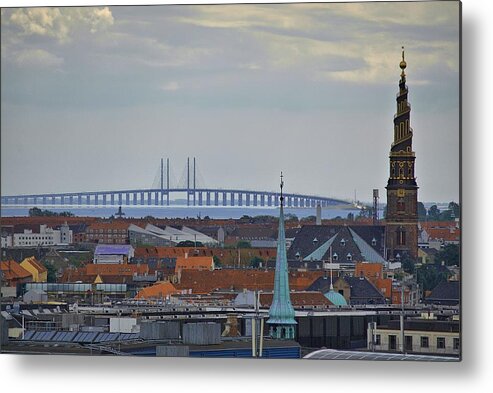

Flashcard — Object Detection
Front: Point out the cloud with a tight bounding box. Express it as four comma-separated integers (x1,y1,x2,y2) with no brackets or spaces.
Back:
13,48,64,68
8,7,114,42
161,81,180,91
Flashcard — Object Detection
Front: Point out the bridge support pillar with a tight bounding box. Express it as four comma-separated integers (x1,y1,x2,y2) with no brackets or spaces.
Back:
260,195,265,206
274,194,279,207
77,195,82,205
103,194,107,206
206,192,211,206
246,193,250,206
52,196,56,205
140,192,144,205
166,192,170,206
133,193,137,205
230,192,235,206
95,195,99,206
69,196,73,205
86,195,90,205
110,194,114,205
253,194,258,206
222,193,227,206
267,195,272,207
214,192,219,206
198,192,203,206
238,193,243,206
154,192,159,206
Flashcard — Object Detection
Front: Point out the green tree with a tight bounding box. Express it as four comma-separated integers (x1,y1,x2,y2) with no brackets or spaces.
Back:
347,212,355,221
448,202,460,218
434,244,460,266
249,256,263,269
45,262,58,283
213,255,222,268
401,254,416,274
417,264,450,292
428,205,440,220
417,202,427,220
236,240,252,248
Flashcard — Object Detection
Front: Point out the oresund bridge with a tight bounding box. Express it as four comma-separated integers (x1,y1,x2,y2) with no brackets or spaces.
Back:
1,158,355,209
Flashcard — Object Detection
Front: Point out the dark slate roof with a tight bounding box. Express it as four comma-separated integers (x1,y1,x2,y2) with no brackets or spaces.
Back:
425,281,460,304
287,225,386,263
306,275,333,293
344,276,385,300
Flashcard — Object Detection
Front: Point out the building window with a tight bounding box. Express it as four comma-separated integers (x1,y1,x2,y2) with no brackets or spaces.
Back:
437,337,446,349
405,336,413,351
421,336,429,348
346,253,352,261
371,238,377,246
340,239,346,246
453,338,460,350
375,334,381,345
332,253,338,261
389,335,397,351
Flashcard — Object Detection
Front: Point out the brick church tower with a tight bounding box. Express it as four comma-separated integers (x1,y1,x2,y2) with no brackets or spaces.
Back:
385,48,418,260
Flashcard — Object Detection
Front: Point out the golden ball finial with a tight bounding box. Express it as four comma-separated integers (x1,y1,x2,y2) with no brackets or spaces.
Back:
400,46,407,70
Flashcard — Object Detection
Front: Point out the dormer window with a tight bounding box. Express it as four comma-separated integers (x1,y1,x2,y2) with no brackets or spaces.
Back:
332,253,338,261
371,238,377,246
295,251,301,259
340,239,346,247
346,253,352,261
313,237,318,244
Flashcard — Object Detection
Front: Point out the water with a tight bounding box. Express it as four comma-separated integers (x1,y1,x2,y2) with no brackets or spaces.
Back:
0,205,362,220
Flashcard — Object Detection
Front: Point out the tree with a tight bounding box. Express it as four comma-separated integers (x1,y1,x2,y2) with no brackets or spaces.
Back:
417,202,427,220
249,256,263,269
417,264,450,292
213,256,222,268
45,262,58,283
401,254,416,274
236,240,252,249
434,244,460,266
448,202,460,218
428,205,440,221
347,212,354,221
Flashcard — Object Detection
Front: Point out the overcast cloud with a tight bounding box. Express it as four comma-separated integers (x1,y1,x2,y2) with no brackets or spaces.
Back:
1,1,460,203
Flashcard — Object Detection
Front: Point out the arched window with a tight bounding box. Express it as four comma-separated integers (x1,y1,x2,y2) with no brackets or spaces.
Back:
397,227,406,246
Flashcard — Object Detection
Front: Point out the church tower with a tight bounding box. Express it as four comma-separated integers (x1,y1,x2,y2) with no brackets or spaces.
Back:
267,172,297,339
385,48,419,260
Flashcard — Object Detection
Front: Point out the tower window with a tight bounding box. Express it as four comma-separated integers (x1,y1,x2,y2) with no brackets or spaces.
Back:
397,228,406,246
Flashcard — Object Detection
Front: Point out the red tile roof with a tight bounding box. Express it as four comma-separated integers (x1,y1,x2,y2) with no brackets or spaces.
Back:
260,291,333,307
175,256,214,273
0,260,32,280
135,282,179,299
175,270,323,294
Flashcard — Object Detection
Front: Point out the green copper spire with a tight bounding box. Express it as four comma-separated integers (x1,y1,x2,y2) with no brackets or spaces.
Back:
267,172,297,339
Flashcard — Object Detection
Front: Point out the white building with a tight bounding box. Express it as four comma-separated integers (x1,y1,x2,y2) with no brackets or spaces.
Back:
13,224,72,247
1,235,12,248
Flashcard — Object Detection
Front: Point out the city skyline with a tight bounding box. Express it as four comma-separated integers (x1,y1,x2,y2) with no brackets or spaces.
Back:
1,2,460,203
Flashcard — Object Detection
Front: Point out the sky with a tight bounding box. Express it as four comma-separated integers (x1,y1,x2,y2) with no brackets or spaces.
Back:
0,1,460,203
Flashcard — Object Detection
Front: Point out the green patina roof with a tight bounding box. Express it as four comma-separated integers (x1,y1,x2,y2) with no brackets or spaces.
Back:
267,202,297,326
324,290,348,306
